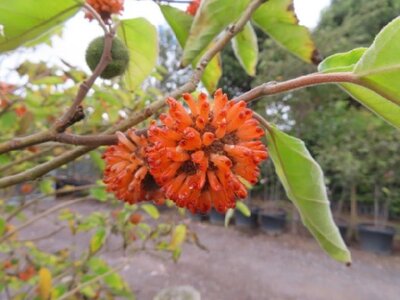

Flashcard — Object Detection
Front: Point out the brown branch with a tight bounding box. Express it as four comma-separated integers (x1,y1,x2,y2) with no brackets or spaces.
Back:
54,29,114,132
0,131,53,155
54,133,118,146
233,72,361,103
0,0,266,188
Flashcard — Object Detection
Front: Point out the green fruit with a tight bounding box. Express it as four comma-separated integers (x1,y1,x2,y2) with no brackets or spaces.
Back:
85,36,130,79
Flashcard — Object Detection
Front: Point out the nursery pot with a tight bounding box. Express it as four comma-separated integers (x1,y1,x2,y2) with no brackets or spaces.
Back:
259,210,286,235
335,219,348,239
209,209,225,225
338,223,348,240
189,213,209,222
235,208,260,229
358,223,396,255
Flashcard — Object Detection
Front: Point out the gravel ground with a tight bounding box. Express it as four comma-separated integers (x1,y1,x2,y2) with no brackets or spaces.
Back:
16,199,400,300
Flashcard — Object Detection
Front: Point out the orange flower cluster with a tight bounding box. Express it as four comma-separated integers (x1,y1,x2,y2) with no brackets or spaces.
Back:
103,130,164,205
186,0,201,16
85,0,124,23
147,89,267,213
103,90,268,213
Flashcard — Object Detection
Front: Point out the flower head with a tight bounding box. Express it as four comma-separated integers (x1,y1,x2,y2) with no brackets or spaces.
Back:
146,89,268,213
103,129,164,205
85,0,124,23
186,0,201,16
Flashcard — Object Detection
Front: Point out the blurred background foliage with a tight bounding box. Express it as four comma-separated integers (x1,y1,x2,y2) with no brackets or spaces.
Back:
219,0,400,219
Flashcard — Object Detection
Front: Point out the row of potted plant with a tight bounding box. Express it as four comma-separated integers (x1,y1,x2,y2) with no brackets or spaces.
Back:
190,208,287,236
190,207,397,255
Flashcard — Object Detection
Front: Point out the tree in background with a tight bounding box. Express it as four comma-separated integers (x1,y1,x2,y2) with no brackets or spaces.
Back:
246,0,400,224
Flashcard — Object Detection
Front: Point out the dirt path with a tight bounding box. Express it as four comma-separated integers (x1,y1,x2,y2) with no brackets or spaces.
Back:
17,200,400,300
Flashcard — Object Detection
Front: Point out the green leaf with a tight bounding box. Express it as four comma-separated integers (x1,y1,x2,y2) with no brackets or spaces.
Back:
118,18,158,92
319,48,400,129
0,0,81,52
159,5,191,47
181,0,251,66
0,111,16,131
0,154,11,166
266,126,351,264
89,151,105,172
90,227,107,254
318,48,366,73
236,201,251,217
0,218,6,237
51,284,67,299
194,43,222,93
353,17,400,108
141,203,160,219
58,208,74,221
104,273,124,290
90,186,107,202
31,76,65,85
39,178,54,195
252,0,318,64
168,224,186,251
232,22,258,76
160,4,222,93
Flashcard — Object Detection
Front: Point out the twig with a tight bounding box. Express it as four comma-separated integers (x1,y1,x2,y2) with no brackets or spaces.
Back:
53,133,117,146
253,111,272,131
0,131,54,155
0,196,89,243
53,28,114,132
82,3,109,34
234,72,360,103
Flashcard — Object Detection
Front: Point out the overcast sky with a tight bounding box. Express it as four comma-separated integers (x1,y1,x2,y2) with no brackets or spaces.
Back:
0,0,331,82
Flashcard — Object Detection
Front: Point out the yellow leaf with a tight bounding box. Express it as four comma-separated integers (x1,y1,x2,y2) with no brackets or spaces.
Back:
38,268,52,300
168,224,186,251
5,224,18,240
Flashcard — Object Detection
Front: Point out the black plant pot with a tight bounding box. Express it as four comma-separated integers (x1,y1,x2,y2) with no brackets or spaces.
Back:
209,209,225,225
235,208,259,229
189,213,209,222
335,219,348,240
259,210,286,235
358,223,396,255
338,223,348,240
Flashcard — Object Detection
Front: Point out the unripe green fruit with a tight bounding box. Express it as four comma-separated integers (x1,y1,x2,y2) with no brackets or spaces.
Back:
85,36,130,79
